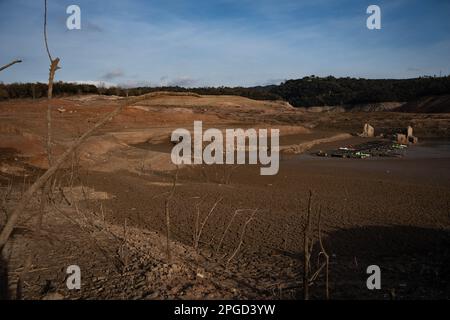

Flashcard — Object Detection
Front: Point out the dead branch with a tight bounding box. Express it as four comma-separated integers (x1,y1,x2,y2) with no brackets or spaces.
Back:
215,209,248,255
301,192,330,300
118,218,129,270
42,1,61,234
44,0,53,62
303,190,312,300
0,60,22,73
164,166,178,263
316,206,329,299
226,209,257,265
51,199,124,274
194,197,223,251
192,197,204,247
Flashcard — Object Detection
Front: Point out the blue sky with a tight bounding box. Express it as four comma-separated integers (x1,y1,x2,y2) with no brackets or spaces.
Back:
0,0,449,87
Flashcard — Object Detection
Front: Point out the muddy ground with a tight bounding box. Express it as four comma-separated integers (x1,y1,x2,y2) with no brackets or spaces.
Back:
0,93,449,300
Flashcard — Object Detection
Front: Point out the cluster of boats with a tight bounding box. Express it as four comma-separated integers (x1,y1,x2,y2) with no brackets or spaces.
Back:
316,140,408,159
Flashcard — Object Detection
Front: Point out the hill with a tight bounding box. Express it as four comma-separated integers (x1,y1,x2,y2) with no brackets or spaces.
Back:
394,95,450,113
2,76,450,111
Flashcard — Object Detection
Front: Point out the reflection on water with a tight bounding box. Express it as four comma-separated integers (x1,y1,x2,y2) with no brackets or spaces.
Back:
282,139,450,185
406,140,450,159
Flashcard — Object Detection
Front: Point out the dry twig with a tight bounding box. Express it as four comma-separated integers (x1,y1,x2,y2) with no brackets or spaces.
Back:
226,209,257,265
215,209,253,255
302,192,330,300
303,191,313,300
164,166,179,262
194,197,223,251
0,60,22,73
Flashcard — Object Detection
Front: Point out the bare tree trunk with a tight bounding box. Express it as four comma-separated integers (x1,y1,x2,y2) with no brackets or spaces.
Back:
40,0,61,245
226,210,257,265
164,199,171,262
44,0,60,166
46,58,60,166
165,167,178,263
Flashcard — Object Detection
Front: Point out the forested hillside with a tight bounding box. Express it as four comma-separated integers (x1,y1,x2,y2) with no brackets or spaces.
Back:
2,76,450,109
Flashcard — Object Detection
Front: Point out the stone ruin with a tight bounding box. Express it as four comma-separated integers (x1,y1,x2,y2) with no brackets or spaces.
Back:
361,124,418,144
362,123,375,137
401,125,418,144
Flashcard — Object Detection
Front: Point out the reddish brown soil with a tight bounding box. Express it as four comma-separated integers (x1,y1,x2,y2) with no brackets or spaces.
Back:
0,95,449,300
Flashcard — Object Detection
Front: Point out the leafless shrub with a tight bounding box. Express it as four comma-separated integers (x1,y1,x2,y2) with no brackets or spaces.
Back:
302,191,330,300
193,197,204,248
193,197,223,252
309,206,329,299
215,209,243,255
226,209,258,265
47,154,128,274
202,164,238,185
164,167,178,263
